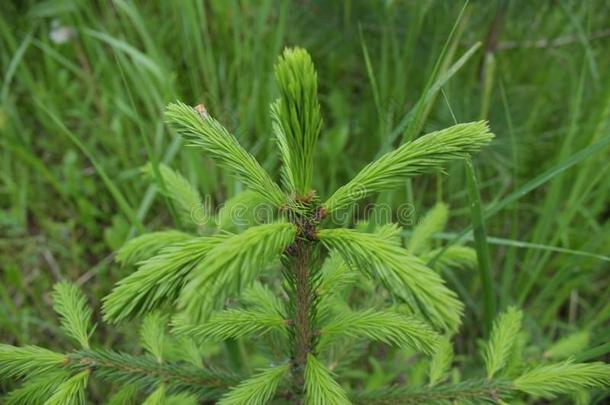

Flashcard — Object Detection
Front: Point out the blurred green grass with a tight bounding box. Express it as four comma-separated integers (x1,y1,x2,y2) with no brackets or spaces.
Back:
1,0,609,367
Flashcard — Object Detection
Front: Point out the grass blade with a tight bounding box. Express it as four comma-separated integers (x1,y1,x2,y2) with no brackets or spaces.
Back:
35,100,145,233
465,159,496,336
431,134,610,261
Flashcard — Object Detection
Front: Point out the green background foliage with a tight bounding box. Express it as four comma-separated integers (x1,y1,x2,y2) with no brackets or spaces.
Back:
1,0,609,403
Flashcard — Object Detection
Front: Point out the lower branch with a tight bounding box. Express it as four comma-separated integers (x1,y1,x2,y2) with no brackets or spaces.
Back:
350,379,511,404
67,349,240,400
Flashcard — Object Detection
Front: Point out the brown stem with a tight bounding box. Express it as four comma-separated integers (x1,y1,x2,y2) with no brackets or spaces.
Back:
292,239,313,396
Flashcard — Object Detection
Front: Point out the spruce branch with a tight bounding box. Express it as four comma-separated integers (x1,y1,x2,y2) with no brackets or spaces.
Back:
52,282,95,349
420,246,477,271
140,312,167,362
351,379,511,404
407,202,448,254
304,354,350,405
107,385,139,405
482,306,523,378
317,252,357,296
374,223,403,244
142,163,205,223
0,344,66,381
218,364,290,405
317,295,353,331
544,331,591,360
428,336,454,386
512,360,610,398
142,384,166,405
167,336,205,368
173,309,287,342
4,370,69,405
44,369,90,405
216,190,270,231
67,349,239,400
165,101,285,207
323,121,493,214
179,222,297,319
103,234,228,323
320,309,439,355
272,47,322,195
115,230,192,267
240,281,286,315
318,227,463,332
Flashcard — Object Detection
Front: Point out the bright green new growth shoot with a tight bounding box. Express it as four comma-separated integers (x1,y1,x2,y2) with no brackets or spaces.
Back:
273,48,322,196
483,306,523,379
53,282,95,350
165,102,286,207
2,47,609,404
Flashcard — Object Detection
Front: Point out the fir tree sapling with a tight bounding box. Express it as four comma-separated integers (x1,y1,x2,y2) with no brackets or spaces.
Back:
1,48,609,404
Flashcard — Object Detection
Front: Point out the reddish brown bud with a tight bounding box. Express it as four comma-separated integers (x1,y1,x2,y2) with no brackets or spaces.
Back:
315,207,327,221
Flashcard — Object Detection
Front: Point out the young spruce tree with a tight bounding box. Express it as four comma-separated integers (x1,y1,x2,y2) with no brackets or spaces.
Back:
1,48,609,404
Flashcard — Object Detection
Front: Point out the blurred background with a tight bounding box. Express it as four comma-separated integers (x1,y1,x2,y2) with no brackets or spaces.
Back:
1,0,609,380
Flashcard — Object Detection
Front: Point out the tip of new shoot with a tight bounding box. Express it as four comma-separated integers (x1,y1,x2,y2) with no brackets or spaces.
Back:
278,46,313,66
461,119,494,137
163,101,217,147
435,120,495,150
476,120,495,140
274,47,318,89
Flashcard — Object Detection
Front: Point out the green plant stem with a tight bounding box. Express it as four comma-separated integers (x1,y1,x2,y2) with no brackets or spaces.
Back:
465,159,496,337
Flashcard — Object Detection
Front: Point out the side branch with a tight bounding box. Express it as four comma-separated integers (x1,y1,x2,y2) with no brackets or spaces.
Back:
67,349,240,400
350,379,510,404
